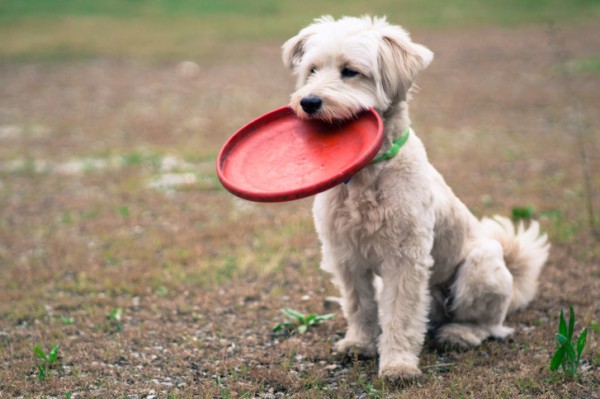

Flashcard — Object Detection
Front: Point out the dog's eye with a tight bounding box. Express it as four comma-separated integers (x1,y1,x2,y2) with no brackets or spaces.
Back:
309,66,317,75
341,67,359,78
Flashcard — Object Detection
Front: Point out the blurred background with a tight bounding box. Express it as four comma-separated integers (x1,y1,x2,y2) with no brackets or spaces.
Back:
1,0,598,59
1,1,599,397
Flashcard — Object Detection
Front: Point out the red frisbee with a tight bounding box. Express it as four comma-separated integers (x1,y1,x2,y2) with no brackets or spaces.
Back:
216,106,383,202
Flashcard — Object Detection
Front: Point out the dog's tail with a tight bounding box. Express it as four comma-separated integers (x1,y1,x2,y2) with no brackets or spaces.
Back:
481,215,550,313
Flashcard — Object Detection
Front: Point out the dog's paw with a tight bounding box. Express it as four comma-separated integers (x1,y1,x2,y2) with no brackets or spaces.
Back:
489,325,514,339
436,323,486,351
379,361,422,383
333,338,377,358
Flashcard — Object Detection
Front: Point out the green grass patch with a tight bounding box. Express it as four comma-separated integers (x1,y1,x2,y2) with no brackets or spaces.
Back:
273,308,335,335
567,56,600,75
550,306,589,379
1,0,598,61
105,308,123,333
33,344,60,381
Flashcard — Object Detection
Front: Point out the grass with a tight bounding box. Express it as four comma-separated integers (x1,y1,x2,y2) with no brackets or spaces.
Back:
33,344,60,381
0,0,599,397
105,308,123,333
1,0,600,61
567,56,600,75
550,306,589,378
273,308,335,335
512,205,536,220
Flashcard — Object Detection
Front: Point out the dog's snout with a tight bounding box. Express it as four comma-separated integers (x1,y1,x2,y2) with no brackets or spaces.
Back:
300,96,322,115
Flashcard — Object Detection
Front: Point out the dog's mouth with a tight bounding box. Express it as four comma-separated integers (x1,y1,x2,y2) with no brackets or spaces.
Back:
293,95,364,124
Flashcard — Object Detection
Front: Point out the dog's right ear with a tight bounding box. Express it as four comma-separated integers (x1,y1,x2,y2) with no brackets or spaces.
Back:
282,16,333,70
282,31,312,70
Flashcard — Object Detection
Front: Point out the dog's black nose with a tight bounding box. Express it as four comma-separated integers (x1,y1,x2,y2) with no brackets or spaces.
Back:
300,96,322,115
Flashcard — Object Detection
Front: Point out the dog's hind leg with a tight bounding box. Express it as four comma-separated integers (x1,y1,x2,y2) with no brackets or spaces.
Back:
436,239,514,349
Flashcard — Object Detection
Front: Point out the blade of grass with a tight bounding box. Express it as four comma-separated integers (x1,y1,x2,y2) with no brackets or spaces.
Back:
37,365,47,381
282,308,305,322
576,328,588,362
550,346,565,371
315,313,335,322
33,347,47,361
48,344,59,363
558,309,567,337
564,344,577,375
304,313,317,325
567,306,575,342
556,333,568,345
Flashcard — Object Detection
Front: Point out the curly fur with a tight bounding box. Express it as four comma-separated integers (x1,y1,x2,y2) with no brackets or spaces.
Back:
282,15,550,381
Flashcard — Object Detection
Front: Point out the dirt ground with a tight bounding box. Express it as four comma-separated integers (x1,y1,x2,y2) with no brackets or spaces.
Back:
1,22,599,398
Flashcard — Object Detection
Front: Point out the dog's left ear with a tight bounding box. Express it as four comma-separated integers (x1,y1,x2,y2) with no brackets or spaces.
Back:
378,25,434,100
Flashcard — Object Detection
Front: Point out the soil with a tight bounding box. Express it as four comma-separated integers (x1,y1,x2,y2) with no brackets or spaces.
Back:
0,22,599,398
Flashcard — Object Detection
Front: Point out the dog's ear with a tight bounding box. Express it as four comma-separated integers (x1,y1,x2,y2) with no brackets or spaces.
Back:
282,15,334,70
282,31,312,70
378,24,434,100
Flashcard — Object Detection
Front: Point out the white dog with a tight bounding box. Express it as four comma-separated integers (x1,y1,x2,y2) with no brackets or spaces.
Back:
282,15,550,381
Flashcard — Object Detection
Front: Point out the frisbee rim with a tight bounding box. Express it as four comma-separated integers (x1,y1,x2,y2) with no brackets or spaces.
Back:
216,106,383,202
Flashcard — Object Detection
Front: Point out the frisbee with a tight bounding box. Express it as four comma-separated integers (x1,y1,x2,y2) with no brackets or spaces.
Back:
216,106,383,202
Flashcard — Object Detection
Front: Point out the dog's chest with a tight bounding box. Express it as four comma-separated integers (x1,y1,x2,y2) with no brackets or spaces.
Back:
317,182,389,259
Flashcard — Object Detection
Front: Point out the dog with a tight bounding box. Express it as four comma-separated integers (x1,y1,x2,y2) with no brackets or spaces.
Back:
282,15,550,381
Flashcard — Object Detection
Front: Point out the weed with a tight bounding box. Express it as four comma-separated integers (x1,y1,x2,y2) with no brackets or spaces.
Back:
116,205,130,218
273,308,334,335
517,376,541,395
33,344,59,381
568,56,600,75
106,308,123,333
591,320,599,334
60,211,73,225
61,316,75,325
539,209,578,242
512,205,535,220
549,306,588,378
121,152,144,166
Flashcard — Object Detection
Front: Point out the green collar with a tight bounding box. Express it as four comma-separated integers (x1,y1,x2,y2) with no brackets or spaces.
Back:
343,129,410,184
370,128,410,164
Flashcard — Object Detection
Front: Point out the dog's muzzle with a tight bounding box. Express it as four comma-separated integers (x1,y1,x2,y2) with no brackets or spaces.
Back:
300,96,322,115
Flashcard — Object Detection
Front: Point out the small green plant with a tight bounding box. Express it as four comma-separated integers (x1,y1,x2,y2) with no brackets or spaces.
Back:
116,205,130,218
550,306,588,378
273,307,335,335
591,320,599,334
106,308,123,333
33,344,59,381
512,205,535,220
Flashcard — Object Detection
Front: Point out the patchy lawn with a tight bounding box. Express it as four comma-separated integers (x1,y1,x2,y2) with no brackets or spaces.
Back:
0,16,599,399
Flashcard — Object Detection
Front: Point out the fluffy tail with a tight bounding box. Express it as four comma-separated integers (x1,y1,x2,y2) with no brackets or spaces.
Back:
481,215,550,313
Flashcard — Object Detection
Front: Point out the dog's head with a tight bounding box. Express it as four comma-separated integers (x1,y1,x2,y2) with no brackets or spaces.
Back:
282,15,433,122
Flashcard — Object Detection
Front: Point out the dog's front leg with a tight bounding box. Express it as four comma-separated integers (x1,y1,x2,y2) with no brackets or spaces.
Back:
378,243,433,381
333,262,380,357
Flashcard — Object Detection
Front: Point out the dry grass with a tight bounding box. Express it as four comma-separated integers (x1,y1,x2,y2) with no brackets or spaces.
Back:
0,18,599,399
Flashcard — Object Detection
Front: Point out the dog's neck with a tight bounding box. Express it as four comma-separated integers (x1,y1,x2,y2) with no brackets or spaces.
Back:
379,100,411,151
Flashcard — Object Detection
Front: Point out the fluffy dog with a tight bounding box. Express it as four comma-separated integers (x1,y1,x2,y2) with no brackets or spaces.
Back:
282,15,550,381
